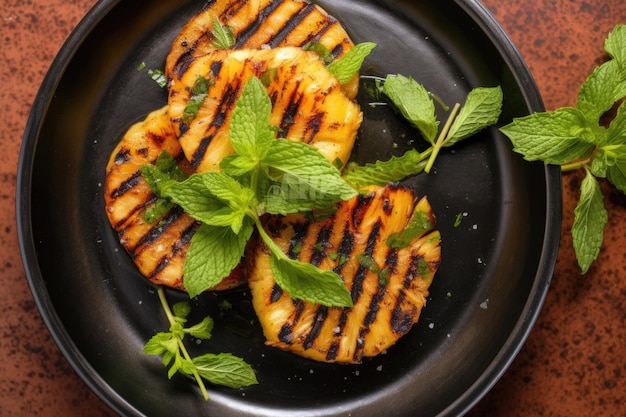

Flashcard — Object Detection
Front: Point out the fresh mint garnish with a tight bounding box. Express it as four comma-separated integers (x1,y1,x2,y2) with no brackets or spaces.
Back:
500,24,626,273
211,16,236,49
143,288,257,400
344,79,502,186
142,77,355,304
327,42,377,84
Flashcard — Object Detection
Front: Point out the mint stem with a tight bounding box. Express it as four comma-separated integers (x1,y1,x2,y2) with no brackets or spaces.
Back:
424,103,461,173
157,287,209,400
561,158,591,172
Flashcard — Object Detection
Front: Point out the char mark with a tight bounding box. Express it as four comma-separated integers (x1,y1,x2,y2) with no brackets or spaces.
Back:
234,0,284,48
265,3,315,48
350,220,381,303
111,170,142,199
130,205,185,253
302,306,328,349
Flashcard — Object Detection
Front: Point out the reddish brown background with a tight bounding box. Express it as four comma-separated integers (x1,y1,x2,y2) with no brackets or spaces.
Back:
2,0,625,416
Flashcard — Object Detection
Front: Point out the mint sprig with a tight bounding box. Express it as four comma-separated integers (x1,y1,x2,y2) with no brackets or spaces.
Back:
500,24,626,273
344,77,503,187
143,288,258,400
143,77,355,305
327,42,377,84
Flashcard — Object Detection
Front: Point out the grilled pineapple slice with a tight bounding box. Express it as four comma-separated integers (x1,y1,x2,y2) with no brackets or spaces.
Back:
168,46,362,173
247,184,441,363
104,106,245,290
165,0,359,99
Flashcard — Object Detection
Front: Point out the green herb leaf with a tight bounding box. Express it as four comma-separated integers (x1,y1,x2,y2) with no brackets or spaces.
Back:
445,86,503,146
593,144,626,192
142,199,175,223
386,199,435,248
184,316,214,340
605,24,626,65
172,302,191,319
270,255,353,307
229,76,274,162
327,42,376,84
211,16,236,49
572,169,608,273
183,75,212,123
192,353,258,388
382,74,439,143
343,148,429,188
148,68,167,88
576,60,626,123
500,107,597,165
183,222,253,298
303,42,333,64
260,139,357,214
161,174,229,225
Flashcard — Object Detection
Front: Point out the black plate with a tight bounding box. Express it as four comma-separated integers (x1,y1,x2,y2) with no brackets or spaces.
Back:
17,0,561,416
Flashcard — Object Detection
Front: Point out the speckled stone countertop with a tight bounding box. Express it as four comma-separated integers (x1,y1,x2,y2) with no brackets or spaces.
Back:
2,0,625,415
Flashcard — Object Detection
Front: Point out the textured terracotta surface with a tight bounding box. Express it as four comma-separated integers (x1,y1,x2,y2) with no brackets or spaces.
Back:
1,0,625,416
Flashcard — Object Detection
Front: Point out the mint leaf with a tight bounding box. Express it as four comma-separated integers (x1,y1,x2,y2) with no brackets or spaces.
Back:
270,255,353,307
184,316,214,340
143,332,178,357
229,76,274,162
142,198,175,223
343,149,429,188
303,42,333,64
162,175,228,224
382,74,439,143
386,198,435,248
261,139,357,211
183,76,212,123
211,16,236,49
499,107,597,164
183,222,253,297
200,172,256,233
605,24,626,67
606,100,626,145
327,42,376,84
445,86,503,146
576,60,626,122
572,170,608,273
594,145,626,192
192,353,258,388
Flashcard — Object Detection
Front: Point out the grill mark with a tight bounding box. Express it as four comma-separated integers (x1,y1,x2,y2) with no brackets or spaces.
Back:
323,219,380,361
390,289,412,334
114,148,131,165
270,283,283,303
277,80,302,138
350,220,382,303
353,249,394,361
310,224,332,266
304,113,324,143
130,206,185,254
220,0,248,20
325,308,349,361
266,3,314,48
234,1,284,47
302,305,328,349
111,171,142,199
278,322,294,345
114,195,159,231
288,220,309,259
331,42,346,59
148,220,199,278
352,193,375,229
333,220,354,275
390,254,424,334
190,76,242,167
